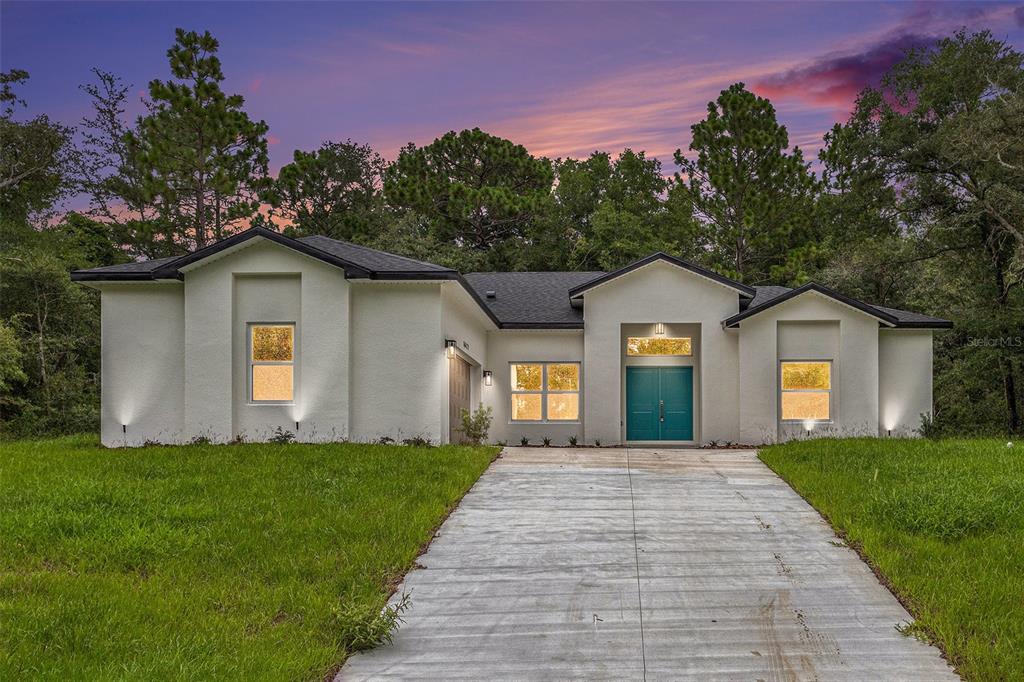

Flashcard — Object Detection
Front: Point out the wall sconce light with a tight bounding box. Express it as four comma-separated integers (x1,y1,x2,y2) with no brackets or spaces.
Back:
483,370,493,386
444,339,457,359
654,322,665,335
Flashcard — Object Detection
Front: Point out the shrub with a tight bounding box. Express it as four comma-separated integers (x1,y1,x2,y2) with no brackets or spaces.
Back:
520,436,529,446
542,437,551,447
458,403,493,445
269,427,295,444
568,435,577,447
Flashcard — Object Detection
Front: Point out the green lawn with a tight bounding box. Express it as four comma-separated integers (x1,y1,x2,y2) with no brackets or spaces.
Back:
759,437,1023,681
0,436,497,680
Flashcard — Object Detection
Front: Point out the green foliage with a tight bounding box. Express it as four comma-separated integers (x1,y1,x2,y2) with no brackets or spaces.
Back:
543,149,697,271
823,30,1024,435
0,437,497,679
760,437,1024,679
458,403,493,445
273,140,386,241
673,83,821,285
126,28,272,250
0,225,103,436
0,70,75,224
0,320,27,395
384,128,553,270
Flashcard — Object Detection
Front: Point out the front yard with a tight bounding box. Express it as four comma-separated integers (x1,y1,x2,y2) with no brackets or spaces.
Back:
0,436,497,680
760,438,1023,680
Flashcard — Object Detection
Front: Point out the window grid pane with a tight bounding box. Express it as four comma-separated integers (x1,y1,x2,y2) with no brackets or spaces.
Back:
781,362,830,390
781,391,829,421
547,364,579,391
252,325,293,361
252,364,294,402
511,364,543,391
512,394,543,421
547,393,579,421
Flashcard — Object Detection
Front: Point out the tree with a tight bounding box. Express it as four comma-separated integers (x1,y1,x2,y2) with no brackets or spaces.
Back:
126,28,271,251
384,128,553,270
672,83,821,285
828,30,1024,434
271,140,385,240
76,69,167,257
0,70,75,224
548,149,697,271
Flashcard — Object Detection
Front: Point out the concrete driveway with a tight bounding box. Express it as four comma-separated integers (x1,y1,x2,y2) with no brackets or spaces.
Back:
340,448,956,681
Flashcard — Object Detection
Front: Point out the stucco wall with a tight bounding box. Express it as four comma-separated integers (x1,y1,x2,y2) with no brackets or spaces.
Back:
582,261,741,445
350,282,445,443
180,239,350,443
100,284,185,446
482,330,585,445
879,329,933,436
738,292,881,443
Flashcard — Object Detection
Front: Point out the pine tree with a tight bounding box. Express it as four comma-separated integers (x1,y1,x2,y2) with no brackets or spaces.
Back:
127,29,271,251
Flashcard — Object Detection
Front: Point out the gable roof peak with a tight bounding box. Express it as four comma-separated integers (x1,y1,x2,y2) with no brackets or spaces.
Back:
568,251,756,298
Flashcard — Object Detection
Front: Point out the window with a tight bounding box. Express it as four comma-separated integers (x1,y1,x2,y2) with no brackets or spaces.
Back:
627,337,692,356
780,361,830,421
510,362,580,421
250,324,294,402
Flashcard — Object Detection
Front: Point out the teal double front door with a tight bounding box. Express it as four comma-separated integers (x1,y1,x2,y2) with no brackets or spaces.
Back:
626,366,694,441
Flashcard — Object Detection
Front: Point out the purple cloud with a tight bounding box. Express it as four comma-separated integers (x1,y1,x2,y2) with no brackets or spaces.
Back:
752,33,937,110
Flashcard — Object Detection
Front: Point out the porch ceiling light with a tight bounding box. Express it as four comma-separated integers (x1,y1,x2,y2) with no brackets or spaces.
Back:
445,339,457,359
654,322,665,335
483,370,493,386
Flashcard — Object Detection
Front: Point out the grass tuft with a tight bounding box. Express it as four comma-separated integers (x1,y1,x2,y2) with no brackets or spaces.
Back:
0,436,497,680
760,437,1023,680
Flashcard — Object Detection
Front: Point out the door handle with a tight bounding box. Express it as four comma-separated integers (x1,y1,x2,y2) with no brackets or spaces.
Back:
659,400,665,422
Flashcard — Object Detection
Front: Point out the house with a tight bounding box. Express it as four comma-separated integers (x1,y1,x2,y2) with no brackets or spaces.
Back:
72,227,951,447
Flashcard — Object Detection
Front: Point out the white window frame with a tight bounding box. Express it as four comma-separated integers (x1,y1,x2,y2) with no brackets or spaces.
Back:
778,359,833,423
248,322,296,405
509,361,581,423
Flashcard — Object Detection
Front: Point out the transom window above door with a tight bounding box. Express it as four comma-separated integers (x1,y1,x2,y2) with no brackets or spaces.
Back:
626,337,692,356
780,361,831,421
250,324,294,402
510,362,579,421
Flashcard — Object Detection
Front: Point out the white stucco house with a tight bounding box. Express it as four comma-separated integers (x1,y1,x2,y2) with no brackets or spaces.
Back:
72,227,951,447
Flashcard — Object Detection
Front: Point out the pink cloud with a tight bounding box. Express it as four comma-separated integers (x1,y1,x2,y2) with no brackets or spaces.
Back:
752,33,936,111
249,76,263,93
267,134,281,145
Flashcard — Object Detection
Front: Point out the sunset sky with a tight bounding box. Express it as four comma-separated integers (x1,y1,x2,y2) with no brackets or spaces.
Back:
3,1,1024,176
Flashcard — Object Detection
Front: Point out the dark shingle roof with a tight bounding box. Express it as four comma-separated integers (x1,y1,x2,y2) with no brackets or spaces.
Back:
71,228,454,282
462,272,604,328
71,231,950,330
297,235,453,274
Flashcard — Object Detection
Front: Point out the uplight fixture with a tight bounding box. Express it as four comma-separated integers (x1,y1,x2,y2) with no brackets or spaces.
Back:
483,370,493,386
122,424,127,435
444,339,457,359
295,421,300,431
803,419,815,433
654,322,665,335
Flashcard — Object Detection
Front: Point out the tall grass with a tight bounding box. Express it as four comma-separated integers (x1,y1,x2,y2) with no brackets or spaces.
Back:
0,436,497,680
760,437,1023,680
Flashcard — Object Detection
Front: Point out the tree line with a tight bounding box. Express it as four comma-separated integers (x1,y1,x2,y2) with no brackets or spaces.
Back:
1,28,1021,437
